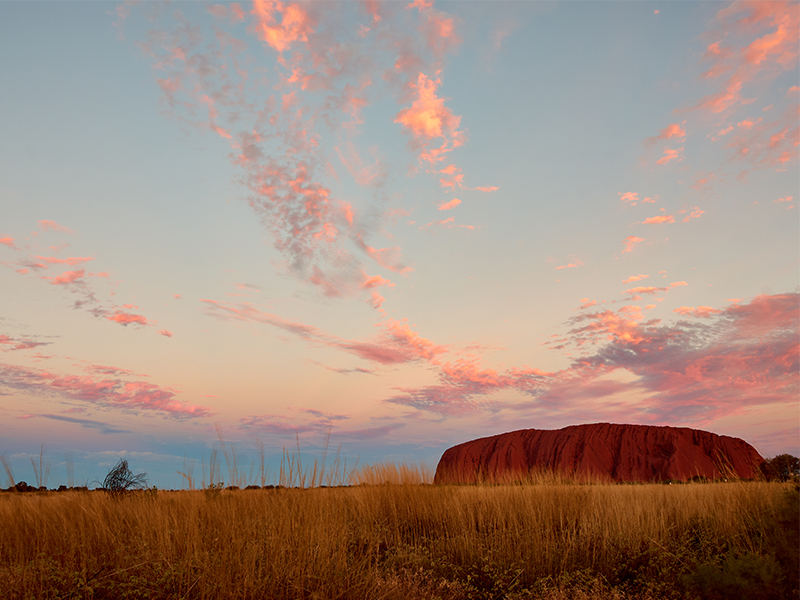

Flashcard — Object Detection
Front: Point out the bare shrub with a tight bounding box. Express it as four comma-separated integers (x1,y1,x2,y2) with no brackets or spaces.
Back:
102,459,147,497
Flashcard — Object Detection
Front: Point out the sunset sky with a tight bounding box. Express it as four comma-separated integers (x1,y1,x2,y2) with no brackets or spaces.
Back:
1,0,798,489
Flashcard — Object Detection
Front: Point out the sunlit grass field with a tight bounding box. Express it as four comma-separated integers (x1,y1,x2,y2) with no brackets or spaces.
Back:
0,468,797,599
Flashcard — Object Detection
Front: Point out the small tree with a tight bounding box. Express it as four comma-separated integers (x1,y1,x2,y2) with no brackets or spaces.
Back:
103,459,148,496
764,454,800,482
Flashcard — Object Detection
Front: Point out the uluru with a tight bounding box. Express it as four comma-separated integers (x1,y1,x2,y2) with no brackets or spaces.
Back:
434,423,766,484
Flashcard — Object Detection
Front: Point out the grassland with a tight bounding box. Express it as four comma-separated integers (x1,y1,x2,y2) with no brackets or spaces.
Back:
0,474,796,599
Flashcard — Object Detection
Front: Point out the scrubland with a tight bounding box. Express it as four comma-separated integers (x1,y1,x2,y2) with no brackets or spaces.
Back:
0,469,796,600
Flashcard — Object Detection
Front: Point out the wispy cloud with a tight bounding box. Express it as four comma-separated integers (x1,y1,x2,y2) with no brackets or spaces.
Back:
644,122,686,147
639,215,675,225
655,147,684,165
623,274,649,284
0,334,50,352
0,362,211,418
621,236,644,254
37,220,74,234
202,300,447,366
438,198,461,211
38,414,132,435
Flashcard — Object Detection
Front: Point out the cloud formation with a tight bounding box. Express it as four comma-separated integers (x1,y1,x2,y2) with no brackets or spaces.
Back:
386,294,799,424
0,334,50,352
129,0,473,309
0,362,211,418
621,236,644,254
202,300,446,366
394,72,465,165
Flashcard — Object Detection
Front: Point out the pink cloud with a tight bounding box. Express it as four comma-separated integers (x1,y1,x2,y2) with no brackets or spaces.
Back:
158,330,173,337
309,265,345,298
558,294,798,418
674,306,721,318
335,143,387,188
618,192,658,206
703,41,733,61
420,217,460,230
203,299,447,366
394,73,465,165
34,255,93,266
655,147,684,165
86,364,142,377
621,236,644,254
0,362,211,418
682,207,705,222
37,220,73,234
737,117,763,128
420,8,462,58
644,122,686,147
251,0,314,53
438,198,461,211
640,215,675,225
0,237,17,249
0,334,49,352
406,0,433,10
555,260,583,270
354,234,412,274
774,196,794,203
624,286,666,296
623,274,649,284
368,291,385,310
692,174,714,191
199,94,232,139
44,269,86,285
106,311,149,326
439,171,464,189
361,273,395,290
690,2,799,117
363,0,381,23
470,186,499,193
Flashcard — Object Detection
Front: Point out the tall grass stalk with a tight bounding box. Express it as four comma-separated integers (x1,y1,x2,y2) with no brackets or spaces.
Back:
29,444,50,490
0,454,15,489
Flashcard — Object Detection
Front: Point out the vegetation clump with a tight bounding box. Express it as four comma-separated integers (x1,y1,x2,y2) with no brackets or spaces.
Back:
102,459,148,498
763,454,800,482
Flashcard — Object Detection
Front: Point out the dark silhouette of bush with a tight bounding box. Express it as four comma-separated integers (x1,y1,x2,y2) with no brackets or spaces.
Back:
102,459,147,497
764,454,800,482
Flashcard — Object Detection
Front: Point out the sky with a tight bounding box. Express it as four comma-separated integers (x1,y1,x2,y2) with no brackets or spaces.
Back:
0,0,798,489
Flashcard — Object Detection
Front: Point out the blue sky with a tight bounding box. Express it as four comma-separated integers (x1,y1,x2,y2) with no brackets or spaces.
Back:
1,1,797,488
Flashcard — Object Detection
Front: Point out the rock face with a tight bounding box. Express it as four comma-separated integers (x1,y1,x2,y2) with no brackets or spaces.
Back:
434,423,765,484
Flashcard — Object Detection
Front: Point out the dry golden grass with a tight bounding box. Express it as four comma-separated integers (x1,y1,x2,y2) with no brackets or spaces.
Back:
0,476,796,599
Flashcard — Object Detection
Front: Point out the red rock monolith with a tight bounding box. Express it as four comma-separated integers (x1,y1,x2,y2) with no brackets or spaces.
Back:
434,423,765,484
